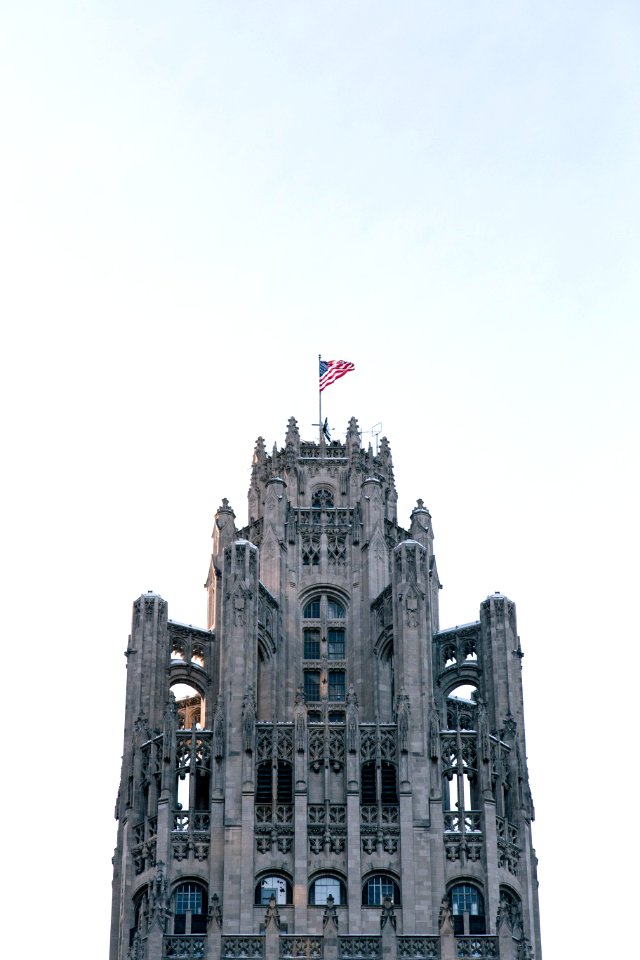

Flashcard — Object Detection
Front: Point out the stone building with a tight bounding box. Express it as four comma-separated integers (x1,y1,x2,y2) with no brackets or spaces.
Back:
110,417,542,960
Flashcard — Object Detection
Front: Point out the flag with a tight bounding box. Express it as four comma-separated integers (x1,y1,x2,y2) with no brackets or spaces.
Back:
319,359,355,392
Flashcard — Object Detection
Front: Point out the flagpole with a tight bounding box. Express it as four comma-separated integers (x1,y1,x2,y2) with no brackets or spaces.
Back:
318,354,323,446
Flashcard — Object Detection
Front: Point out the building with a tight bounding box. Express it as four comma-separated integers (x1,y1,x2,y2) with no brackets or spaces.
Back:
110,417,542,960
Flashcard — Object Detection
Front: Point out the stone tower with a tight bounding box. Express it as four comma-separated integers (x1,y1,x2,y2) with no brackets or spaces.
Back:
110,417,542,960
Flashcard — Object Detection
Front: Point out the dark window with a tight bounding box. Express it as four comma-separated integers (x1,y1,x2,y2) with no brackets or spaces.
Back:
381,762,398,803
327,600,345,619
276,760,293,804
361,760,398,804
328,711,344,723
363,875,400,906
256,762,272,803
256,760,292,804
304,629,321,659
328,671,346,701
304,671,321,701
304,601,321,619
328,629,345,659
361,761,377,804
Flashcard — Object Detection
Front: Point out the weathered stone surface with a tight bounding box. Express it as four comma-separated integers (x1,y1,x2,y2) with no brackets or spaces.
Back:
110,418,542,960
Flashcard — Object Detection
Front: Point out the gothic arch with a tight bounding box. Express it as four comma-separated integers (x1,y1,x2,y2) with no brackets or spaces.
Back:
446,879,486,935
298,583,351,612
361,871,401,906
254,872,293,905
308,871,348,905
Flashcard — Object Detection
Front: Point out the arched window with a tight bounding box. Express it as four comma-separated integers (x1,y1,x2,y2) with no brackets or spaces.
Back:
449,883,485,935
309,876,347,905
170,680,205,729
174,882,208,935
362,875,400,906
255,875,293,905
302,595,348,700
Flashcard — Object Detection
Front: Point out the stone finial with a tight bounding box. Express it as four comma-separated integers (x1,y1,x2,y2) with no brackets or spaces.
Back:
285,416,300,447
380,895,396,930
323,894,339,929
346,417,361,447
264,894,280,929
253,437,266,465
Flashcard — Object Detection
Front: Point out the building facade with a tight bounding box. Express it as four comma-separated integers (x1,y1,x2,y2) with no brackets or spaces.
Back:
110,417,542,960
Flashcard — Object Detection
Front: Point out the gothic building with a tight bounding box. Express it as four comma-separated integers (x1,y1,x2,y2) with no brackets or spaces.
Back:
110,417,542,960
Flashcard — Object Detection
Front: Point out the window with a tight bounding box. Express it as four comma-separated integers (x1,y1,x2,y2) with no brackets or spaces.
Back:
174,882,207,935
327,629,345,659
309,876,346,905
361,760,398,805
363,875,400,906
304,671,321,701
327,600,345,619
255,876,292,905
328,671,346,701
304,600,321,619
450,884,485,935
170,680,205,729
255,760,293,805
304,629,321,659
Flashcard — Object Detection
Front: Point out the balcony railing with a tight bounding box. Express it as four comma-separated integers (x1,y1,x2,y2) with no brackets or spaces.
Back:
163,936,206,958
455,937,498,958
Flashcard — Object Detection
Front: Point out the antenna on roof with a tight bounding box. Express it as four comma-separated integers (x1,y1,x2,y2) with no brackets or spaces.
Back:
359,422,382,454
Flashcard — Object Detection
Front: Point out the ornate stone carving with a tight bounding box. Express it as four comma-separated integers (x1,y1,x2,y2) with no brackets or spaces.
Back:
214,697,225,759
293,687,307,752
281,937,323,958
380,895,396,930
242,686,256,753
346,684,359,753
338,937,381,959
148,861,170,931
396,688,410,753
438,897,453,934
323,894,339,929
264,894,280,929
222,936,264,959
208,893,223,929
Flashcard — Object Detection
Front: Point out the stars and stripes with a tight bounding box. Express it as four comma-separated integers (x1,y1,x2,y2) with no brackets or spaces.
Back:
319,359,355,392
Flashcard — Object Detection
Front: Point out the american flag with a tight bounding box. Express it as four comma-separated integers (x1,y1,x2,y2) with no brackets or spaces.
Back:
319,359,355,392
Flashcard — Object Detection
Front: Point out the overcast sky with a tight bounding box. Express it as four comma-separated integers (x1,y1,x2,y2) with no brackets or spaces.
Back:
2,3,638,958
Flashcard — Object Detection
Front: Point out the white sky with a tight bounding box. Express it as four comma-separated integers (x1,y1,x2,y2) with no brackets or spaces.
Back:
2,3,637,957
